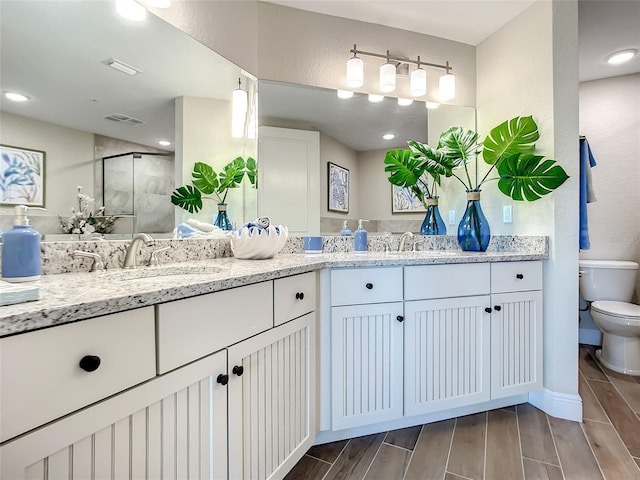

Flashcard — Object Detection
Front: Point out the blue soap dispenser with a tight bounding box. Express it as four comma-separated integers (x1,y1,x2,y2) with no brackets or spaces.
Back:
1,205,41,282
354,219,369,253
340,220,352,236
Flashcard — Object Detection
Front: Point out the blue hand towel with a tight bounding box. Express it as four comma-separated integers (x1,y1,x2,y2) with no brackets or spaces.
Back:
579,137,597,250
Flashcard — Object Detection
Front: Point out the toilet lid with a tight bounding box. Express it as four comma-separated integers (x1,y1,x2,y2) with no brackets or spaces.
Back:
592,300,640,318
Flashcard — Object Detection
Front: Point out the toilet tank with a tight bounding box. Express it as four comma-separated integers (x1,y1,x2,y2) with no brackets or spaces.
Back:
579,260,639,302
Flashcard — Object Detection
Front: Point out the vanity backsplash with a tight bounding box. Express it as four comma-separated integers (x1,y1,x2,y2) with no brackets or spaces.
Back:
0,235,548,275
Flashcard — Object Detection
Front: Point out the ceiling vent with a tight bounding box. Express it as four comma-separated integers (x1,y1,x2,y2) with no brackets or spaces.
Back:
103,113,145,126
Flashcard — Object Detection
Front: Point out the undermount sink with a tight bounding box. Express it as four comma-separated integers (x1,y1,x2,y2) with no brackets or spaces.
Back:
97,264,222,282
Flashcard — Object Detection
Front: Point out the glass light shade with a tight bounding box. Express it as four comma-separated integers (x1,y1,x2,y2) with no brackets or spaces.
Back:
397,98,413,106
337,89,354,99
368,94,384,103
380,62,396,92
439,73,456,101
346,56,364,88
115,0,146,21
410,67,427,96
232,87,248,138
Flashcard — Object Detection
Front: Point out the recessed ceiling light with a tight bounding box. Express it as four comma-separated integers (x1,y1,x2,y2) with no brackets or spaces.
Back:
426,102,441,109
116,0,147,21
382,133,396,140
105,58,141,76
337,90,354,99
398,98,413,106
158,140,172,146
368,94,384,103
3,91,30,102
606,49,637,65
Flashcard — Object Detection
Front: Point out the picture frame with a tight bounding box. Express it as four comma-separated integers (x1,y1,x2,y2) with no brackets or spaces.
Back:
328,162,349,213
0,144,46,207
391,185,427,213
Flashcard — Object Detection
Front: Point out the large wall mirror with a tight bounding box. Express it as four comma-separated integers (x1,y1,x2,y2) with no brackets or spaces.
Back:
0,0,256,240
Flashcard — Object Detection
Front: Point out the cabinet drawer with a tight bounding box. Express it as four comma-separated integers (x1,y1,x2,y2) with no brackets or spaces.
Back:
274,272,316,326
404,263,490,300
0,307,155,443
157,281,273,374
331,267,403,306
491,261,542,293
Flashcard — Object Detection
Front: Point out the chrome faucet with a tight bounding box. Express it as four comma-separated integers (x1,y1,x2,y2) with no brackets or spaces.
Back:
398,231,414,251
73,250,104,271
122,233,155,269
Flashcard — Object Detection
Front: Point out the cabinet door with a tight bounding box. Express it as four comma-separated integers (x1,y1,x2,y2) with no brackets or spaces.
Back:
331,302,404,430
404,296,491,416
490,290,543,399
228,313,315,480
0,351,228,480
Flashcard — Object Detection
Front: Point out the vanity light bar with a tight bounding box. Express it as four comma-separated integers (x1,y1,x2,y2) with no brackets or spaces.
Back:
350,45,452,72
106,58,141,76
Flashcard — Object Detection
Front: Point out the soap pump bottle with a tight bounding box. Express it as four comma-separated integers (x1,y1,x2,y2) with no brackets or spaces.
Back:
354,219,369,253
1,205,42,282
340,220,352,236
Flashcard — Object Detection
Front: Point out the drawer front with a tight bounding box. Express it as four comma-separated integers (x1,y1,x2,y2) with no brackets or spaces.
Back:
330,267,403,306
0,307,155,443
404,263,490,300
491,261,542,293
157,281,273,374
274,272,316,326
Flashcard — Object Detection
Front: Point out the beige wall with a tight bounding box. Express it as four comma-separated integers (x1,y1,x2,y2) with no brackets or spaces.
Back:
579,73,640,298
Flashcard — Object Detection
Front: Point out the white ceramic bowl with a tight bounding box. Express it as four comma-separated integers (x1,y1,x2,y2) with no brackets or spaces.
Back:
230,225,288,260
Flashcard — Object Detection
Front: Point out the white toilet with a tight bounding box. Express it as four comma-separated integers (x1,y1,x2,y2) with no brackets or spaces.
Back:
579,260,640,375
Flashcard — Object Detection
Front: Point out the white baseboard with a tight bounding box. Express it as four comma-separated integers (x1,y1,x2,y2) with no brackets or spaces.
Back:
529,388,582,422
579,327,602,346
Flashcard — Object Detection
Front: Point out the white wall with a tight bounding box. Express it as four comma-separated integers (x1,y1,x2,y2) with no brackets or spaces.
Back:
579,74,640,292
477,0,580,418
0,112,94,232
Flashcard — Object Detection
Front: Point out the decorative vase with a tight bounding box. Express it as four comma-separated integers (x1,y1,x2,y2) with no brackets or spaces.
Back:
214,203,233,231
421,197,447,235
457,190,491,252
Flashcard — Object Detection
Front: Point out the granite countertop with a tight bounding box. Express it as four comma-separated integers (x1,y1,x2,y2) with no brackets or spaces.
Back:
0,250,548,337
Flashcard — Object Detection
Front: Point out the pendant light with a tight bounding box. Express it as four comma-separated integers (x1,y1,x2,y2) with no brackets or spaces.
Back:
232,78,247,138
439,61,456,101
379,51,396,93
410,56,427,97
346,45,364,88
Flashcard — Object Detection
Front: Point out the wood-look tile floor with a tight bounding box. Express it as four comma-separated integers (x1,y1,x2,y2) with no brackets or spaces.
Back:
287,345,640,480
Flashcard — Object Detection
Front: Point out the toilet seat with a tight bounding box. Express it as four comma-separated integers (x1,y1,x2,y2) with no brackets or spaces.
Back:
592,300,640,320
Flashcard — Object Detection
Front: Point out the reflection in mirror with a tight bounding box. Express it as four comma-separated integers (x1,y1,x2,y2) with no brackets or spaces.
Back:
258,80,475,234
0,0,257,241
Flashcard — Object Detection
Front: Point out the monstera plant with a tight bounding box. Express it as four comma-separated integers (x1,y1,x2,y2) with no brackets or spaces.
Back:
171,156,257,214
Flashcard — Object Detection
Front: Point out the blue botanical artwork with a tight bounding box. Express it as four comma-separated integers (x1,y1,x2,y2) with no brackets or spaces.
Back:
328,162,349,213
392,185,426,213
0,145,45,207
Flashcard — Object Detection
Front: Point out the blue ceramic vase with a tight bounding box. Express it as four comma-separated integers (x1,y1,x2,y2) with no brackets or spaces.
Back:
421,197,446,235
214,203,233,231
457,190,490,251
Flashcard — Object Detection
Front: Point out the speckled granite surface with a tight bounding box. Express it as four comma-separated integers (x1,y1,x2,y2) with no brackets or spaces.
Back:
0,239,548,337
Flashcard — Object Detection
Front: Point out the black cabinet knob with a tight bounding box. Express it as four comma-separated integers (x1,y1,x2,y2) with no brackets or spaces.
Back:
216,374,229,385
485,307,492,313
295,292,305,300
232,365,244,376
365,283,373,290
79,355,101,372
396,315,404,323
516,273,524,279
494,305,502,311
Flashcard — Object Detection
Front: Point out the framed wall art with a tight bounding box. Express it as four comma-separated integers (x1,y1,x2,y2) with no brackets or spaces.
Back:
391,185,426,213
328,162,349,213
0,144,46,207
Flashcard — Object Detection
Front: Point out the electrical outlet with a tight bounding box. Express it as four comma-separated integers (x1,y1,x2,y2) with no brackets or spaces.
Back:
503,205,513,223
448,210,456,225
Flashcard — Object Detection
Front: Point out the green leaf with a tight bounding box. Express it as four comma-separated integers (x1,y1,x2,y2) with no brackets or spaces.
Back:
437,127,481,166
192,162,218,195
218,156,246,190
245,156,257,188
497,153,570,201
483,116,539,165
384,149,426,187
407,141,457,183
170,185,203,213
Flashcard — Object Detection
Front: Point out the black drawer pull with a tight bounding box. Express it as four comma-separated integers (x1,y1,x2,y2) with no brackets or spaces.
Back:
295,292,305,300
365,283,373,290
79,355,101,372
485,307,492,313
494,305,502,311
232,365,244,376
216,374,229,385
396,315,404,323
516,273,524,279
